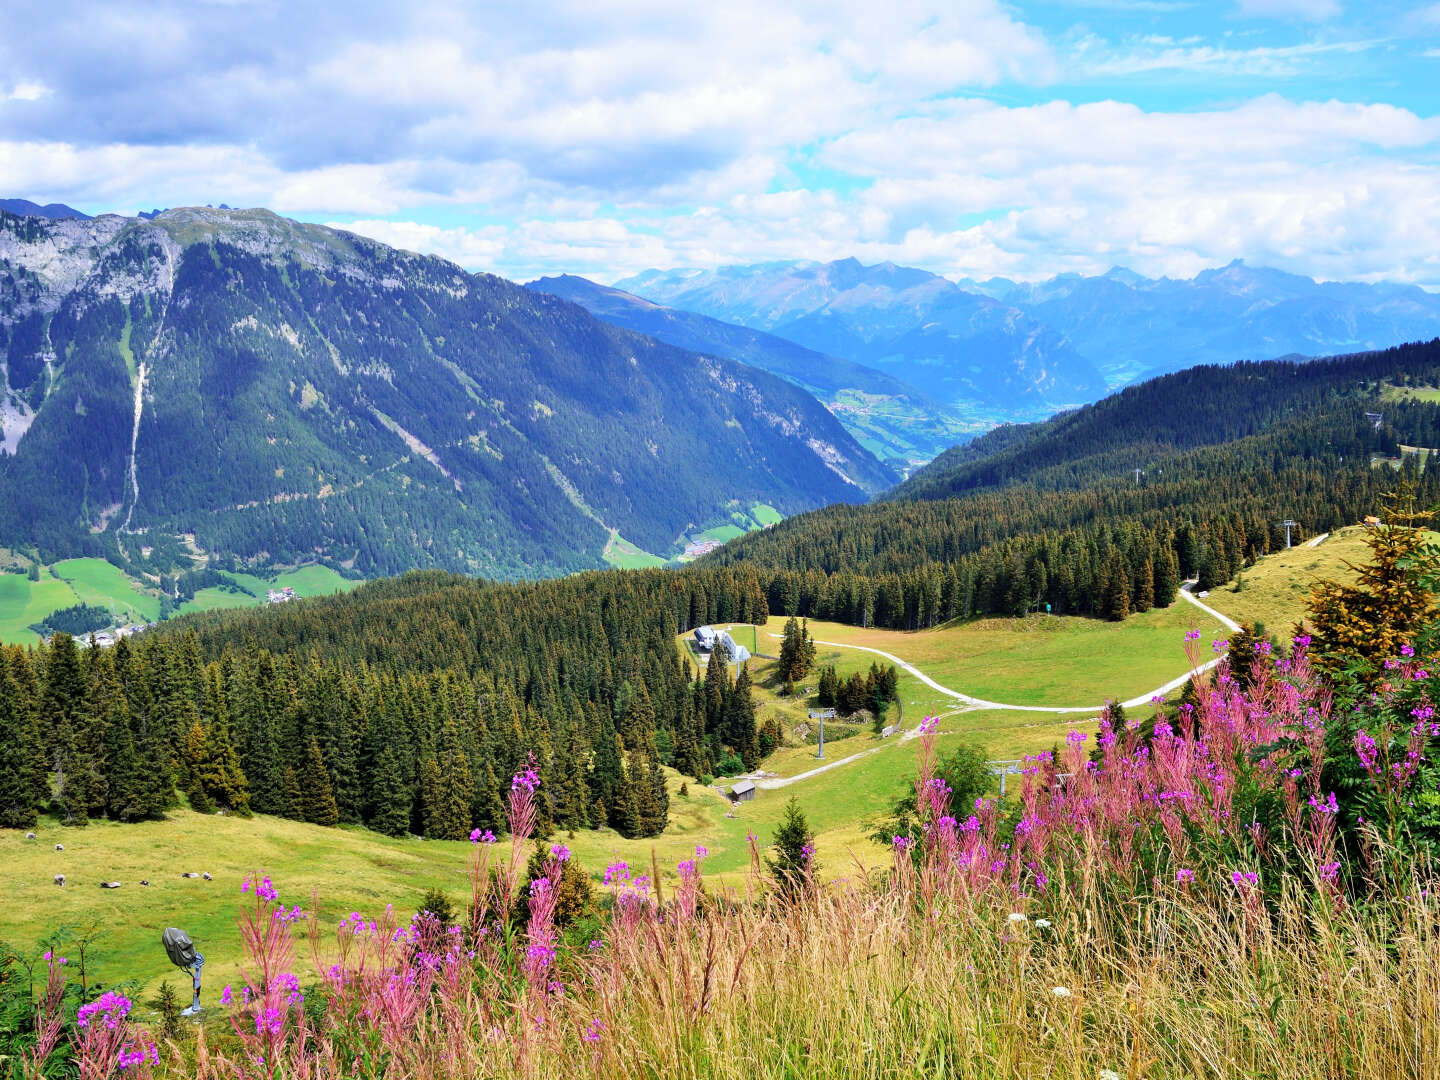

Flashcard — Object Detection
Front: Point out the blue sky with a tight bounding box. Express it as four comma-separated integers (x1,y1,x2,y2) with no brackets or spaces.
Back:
3,0,1438,286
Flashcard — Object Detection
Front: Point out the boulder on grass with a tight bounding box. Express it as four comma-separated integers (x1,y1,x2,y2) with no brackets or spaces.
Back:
100,881,122,889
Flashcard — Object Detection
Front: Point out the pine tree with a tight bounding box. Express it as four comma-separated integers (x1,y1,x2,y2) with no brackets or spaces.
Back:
1102,549,1131,622
0,648,42,828
727,663,761,770
183,722,214,814
280,765,304,819
299,737,339,826
766,796,816,900
368,741,412,837
589,712,624,817
1134,558,1155,613
1308,491,1440,682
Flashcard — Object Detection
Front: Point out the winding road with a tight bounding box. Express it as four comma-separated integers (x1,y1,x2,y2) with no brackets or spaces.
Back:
748,584,1242,790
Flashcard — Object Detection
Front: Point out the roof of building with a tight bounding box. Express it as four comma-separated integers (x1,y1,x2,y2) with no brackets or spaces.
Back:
730,779,756,795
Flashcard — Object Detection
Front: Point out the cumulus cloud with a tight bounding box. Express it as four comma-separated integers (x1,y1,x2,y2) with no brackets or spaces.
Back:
3,0,1438,288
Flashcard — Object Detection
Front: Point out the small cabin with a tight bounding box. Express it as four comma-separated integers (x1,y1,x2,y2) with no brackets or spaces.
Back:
729,779,756,803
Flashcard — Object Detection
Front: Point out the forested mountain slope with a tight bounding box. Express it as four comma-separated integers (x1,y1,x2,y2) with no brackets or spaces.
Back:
0,207,891,579
526,274,972,469
704,341,1440,627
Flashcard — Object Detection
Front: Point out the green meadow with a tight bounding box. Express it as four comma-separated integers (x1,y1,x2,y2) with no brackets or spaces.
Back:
2,595,1213,1003
0,560,360,644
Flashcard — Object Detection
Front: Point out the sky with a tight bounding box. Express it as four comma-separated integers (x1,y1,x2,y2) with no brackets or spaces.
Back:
3,0,1439,287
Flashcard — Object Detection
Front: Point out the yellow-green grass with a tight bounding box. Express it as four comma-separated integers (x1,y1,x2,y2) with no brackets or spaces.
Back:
1380,381,1440,404
768,604,1224,709
178,566,360,617
1204,526,1370,632
601,532,668,570
54,557,163,624
692,523,747,544
0,705,1041,1003
749,503,783,527
0,572,82,643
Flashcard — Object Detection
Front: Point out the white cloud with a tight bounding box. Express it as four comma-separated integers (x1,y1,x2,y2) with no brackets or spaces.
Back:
1236,0,1342,19
1081,36,1382,78
5,81,50,101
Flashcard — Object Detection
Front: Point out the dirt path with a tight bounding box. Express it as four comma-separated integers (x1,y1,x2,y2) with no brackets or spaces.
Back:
750,593,1240,789
1305,532,1330,548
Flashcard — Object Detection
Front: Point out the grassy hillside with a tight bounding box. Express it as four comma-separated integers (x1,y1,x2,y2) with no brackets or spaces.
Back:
0,560,359,644
0,595,1220,1001
0,593,1226,1008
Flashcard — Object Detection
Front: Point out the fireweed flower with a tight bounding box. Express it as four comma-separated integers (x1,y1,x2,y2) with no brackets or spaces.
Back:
470,828,496,844
550,843,571,863
1184,629,1201,642
583,1019,605,1043
1402,644,1416,657
76,992,132,1029
1176,868,1195,883
221,986,233,1006
512,766,541,792
918,715,940,735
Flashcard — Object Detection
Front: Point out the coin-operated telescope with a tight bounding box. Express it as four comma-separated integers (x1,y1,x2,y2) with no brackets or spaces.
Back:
161,927,205,1016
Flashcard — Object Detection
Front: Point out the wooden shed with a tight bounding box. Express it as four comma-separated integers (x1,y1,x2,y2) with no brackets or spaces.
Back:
729,779,757,803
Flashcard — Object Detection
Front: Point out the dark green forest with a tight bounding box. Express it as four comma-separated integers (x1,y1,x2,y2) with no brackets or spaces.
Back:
702,341,1440,626
0,567,779,839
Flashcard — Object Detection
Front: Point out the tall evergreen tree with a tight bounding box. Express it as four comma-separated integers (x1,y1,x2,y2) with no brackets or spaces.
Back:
299,737,340,826
0,649,42,828
368,741,412,837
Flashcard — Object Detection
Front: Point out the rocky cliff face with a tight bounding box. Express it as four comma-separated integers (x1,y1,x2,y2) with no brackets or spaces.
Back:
0,208,892,578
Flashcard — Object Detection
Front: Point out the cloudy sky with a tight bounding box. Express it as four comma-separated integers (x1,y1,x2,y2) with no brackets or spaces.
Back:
4,0,1439,286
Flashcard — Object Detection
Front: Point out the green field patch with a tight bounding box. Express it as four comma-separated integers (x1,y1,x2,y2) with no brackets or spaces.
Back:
178,565,360,617
748,503,783,527
0,574,80,643
53,557,162,624
692,523,746,544
602,532,668,570
766,603,1223,710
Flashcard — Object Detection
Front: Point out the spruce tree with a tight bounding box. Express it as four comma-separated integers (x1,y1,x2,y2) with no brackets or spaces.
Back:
1308,492,1440,682
728,663,761,770
368,742,412,837
280,765,304,820
767,796,816,900
1103,549,1131,622
299,737,339,826
0,649,41,828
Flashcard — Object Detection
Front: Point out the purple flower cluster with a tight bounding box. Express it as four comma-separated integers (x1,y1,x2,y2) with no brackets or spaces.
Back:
76,991,132,1030
241,875,279,903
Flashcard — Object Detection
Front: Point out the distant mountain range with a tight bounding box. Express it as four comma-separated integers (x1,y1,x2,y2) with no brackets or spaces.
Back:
527,274,976,471
965,261,1440,386
618,258,1440,421
0,198,90,220
618,259,1108,419
0,206,891,580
